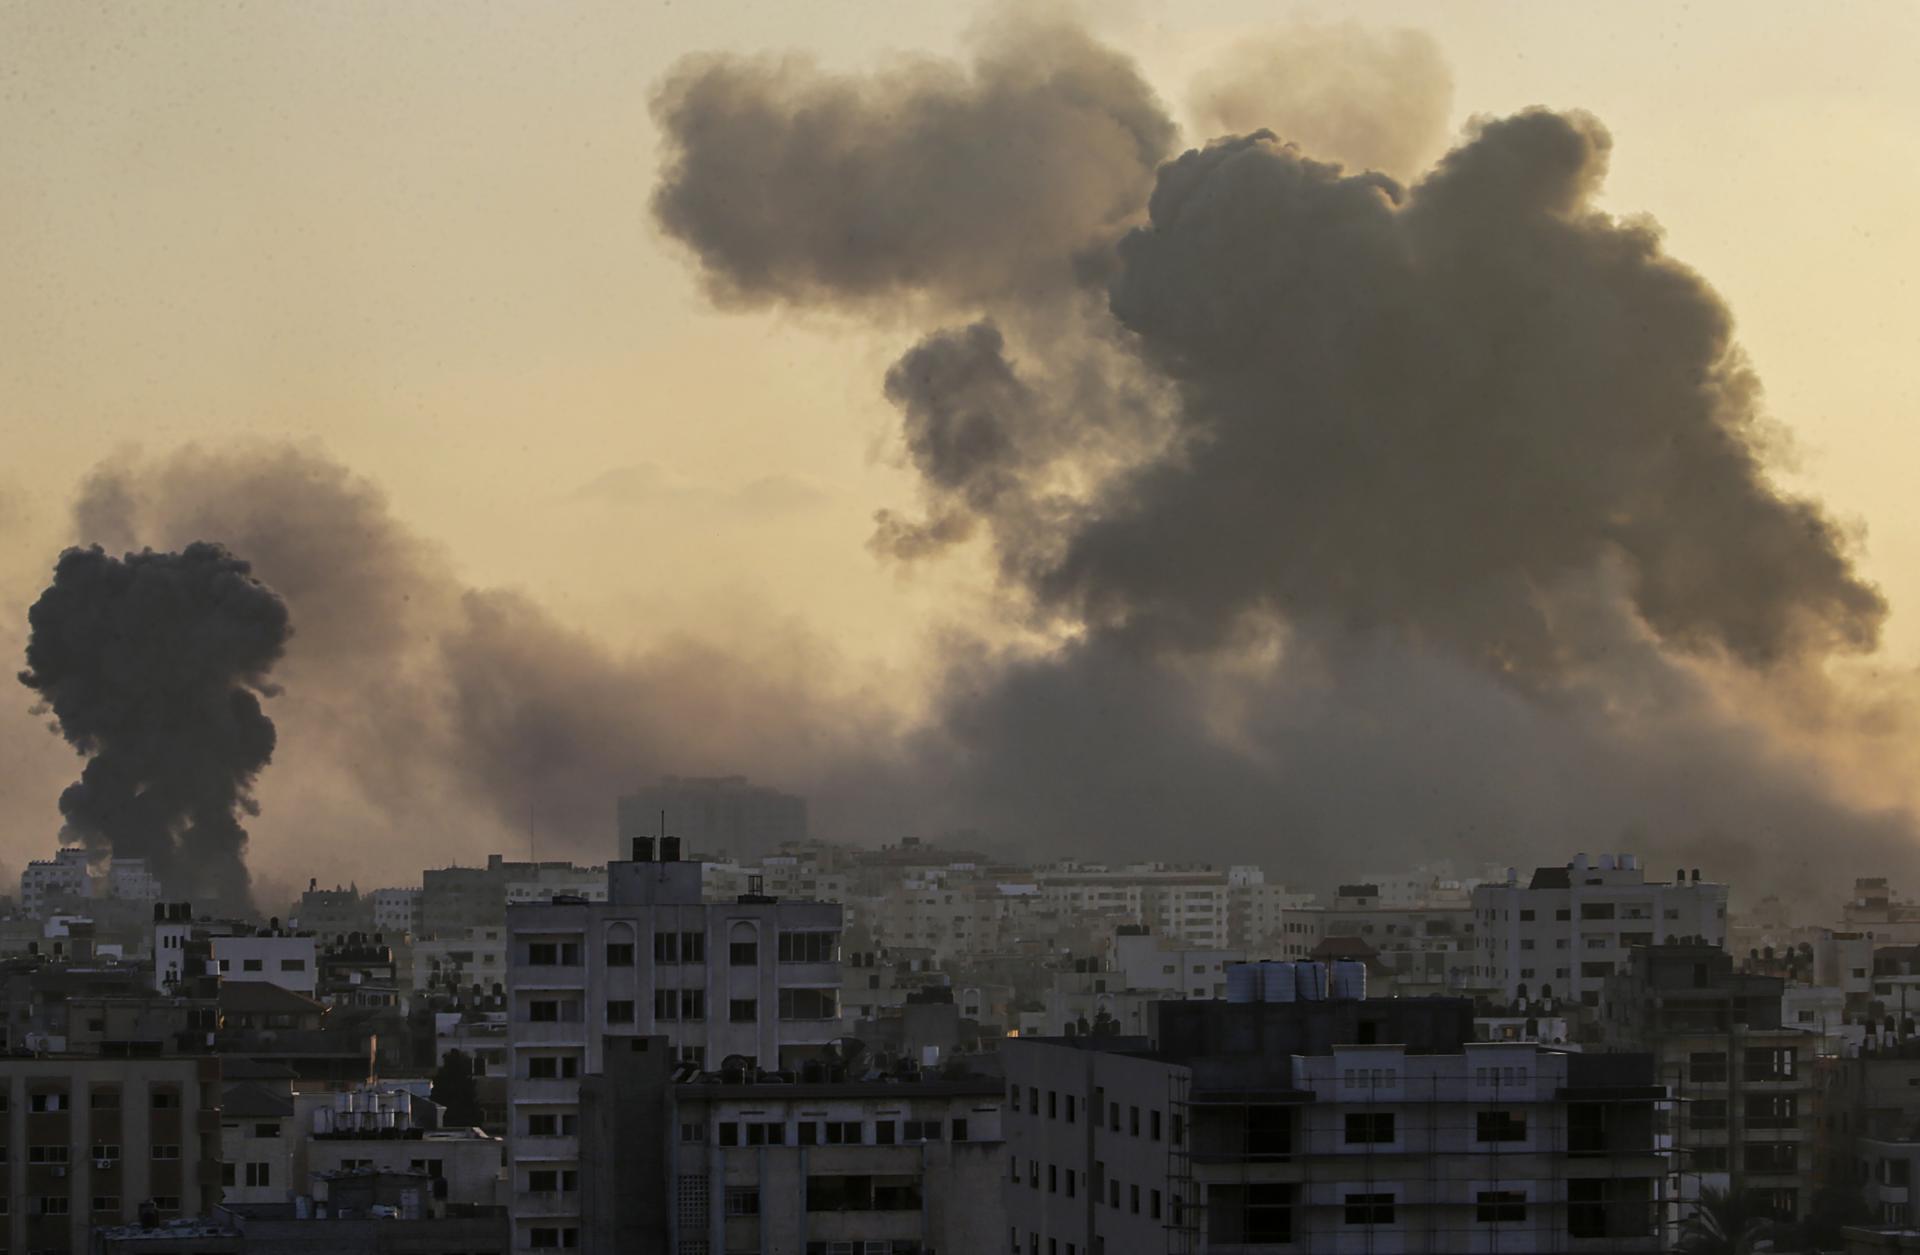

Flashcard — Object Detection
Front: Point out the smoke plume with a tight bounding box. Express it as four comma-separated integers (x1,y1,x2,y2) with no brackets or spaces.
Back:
653,20,1916,896
61,446,900,881
19,543,290,910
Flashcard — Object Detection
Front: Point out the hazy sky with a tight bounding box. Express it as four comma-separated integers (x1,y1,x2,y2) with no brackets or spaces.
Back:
3,1,1917,885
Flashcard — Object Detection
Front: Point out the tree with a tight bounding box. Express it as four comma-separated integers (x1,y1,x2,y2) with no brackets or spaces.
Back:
430,1048,482,1128
1677,1187,1774,1255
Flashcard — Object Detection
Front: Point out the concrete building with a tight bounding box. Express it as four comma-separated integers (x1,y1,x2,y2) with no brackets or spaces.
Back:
617,775,808,862
646,1064,1005,1254
370,889,421,940
504,838,843,1252
21,848,92,917
0,1053,222,1252
1472,854,1729,1007
1599,943,1816,1229
1005,990,1668,1253
212,935,318,996
218,1081,296,1206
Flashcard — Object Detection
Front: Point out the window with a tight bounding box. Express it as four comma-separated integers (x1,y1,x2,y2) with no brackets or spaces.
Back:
779,988,839,1020
823,1120,863,1144
1477,1111,1527,1142
1048,1090,1058,1119
730,939,759,966
1129,1106,1140,1136
92,1195,120,1212
1746,1094,1798,1130
606,942,636,966
1567,1180,1612,1239
245,1162,272,1187
1345,1113,1395,1144
1518,909,1535,921
1745,1142,1797,1172
1555,908,1571,921
904,1120,943,1141
1345,1193,1395,1225
151,1144,180,1160
89,1087,120,1109
681,931,706,962
1130,1184,1141,1214
717,1122,739,1146
27,1146,69,1164
29,1090,67,1112
410,1158,447,1180
875,1120,897,1145
1151,1110,1162,1141
152,1196,181,1212
1746,1046,1797,1081
1477,1190,1526,1223
243,958,263,971
1580,902,1615,920
252,1123,279,1138
681,1121,706,1143
1151,1189,1163,1220
730,998,758,1023
745,1122,785,1146
725,1186,760,1217
1690,1052,1729,1083
525,1113,575,1137
526,1055,579,1080
526,942,580,965
953,1117,970,1142
33,1196,71,1217
653,932,679,963
607,999,636,1025
90,1144,120,1162
280,958,306,971
778,931,840,963
654,990,679,1021
1244,1183,1293,1242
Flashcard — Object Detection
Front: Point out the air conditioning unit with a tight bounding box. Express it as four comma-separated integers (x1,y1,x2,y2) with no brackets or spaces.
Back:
50,1165,66,1177
94,1158,114,1169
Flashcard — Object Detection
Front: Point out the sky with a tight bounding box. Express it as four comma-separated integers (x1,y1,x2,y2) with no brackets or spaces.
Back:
2,1,1918,892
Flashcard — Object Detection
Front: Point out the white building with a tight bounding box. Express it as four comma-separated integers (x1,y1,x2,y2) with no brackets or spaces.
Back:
1472,853,1728,1007
371,887,422,938
104,858,163,904
211,934,319,996
21,848,92,916
504,838,843,1253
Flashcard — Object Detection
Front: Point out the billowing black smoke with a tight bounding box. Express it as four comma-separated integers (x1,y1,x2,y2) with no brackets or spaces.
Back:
19,543,290,910
650,20,1916,894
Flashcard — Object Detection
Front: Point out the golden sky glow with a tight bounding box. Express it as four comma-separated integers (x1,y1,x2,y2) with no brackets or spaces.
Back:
3,1,1918,883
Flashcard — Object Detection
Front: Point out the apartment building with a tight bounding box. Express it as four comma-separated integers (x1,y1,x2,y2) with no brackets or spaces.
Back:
1005,991,1667,1253
1599,943,1815,1228
505,838,843,1253
664,1070,1003,1254
1472,854,1729,1006
0,1054,222,1253
210,934,318,996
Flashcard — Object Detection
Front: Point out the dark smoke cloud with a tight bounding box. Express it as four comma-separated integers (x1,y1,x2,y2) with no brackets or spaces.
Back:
651,13,1176,312
654,18,1916,897
63,446,901,881
18,543,290,910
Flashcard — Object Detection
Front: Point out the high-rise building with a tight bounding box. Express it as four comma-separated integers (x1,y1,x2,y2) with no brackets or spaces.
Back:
615,776,807,862
505,838,843,1252
1471,854,1729,1007
1005,984,1669,1253
0,1054,223,1252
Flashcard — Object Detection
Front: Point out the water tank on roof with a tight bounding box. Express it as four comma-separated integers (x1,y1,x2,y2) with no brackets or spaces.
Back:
1332,960,1368,1001
1225,964,1258,1003
1296,961,1327,1001
1259,961,1297,1003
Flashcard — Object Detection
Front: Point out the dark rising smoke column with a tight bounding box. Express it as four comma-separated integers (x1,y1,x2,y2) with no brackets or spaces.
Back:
18,543,291,913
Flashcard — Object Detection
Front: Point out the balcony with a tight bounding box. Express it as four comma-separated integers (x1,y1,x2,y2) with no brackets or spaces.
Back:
511,1136,580,1161
512,1021,589,1046
509,1079,579,1104
512,1190,582,1218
